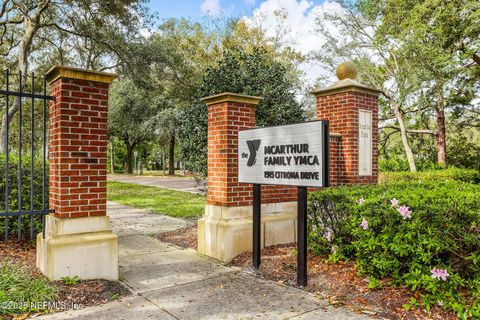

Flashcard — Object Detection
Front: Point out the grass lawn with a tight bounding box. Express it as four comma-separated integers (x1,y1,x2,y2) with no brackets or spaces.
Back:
107,181,205,219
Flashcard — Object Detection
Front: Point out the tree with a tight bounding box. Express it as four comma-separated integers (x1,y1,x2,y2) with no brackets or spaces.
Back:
313,3,424,171
312,0,480,171
155,108,181,175
0,0,149,152
179,48,306,175
371,0,480,165
144,19,219,175
373,0,480,69
108,78,157,174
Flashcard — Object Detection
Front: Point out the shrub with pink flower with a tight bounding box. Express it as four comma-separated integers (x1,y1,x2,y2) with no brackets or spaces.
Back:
431,268,449,281
360,217,368,230
397,205,412,219
324,228,333,242
390,198,399,207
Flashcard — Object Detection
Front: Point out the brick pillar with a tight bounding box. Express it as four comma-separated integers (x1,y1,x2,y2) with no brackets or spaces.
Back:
313,64,382,185
37,66,118,280
198,93,298,262
205,93,258,207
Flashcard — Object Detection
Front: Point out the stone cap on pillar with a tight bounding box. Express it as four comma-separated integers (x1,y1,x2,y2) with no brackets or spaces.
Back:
201,92,263,106
46,65,118,85
311,62,383,97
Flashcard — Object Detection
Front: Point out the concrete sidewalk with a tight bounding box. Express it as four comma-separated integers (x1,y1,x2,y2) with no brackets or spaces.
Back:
36,202,370,320
108,175,202,195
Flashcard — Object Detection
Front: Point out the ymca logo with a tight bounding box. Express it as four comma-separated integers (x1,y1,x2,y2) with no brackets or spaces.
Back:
246,139,261,166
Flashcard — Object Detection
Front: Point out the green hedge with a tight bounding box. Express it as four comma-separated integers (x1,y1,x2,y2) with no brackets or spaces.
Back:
308,179,480,318
379,159,446,172
379,167,480,185
0,154,48,240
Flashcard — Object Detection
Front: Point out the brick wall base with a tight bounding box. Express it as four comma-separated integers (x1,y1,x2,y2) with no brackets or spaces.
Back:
37,215,118,280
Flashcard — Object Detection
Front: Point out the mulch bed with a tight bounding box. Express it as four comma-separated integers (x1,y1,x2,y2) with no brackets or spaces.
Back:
53,279,130,308
159,225,456,320
0,241,37,270
157,223,198,249
0,241,131,318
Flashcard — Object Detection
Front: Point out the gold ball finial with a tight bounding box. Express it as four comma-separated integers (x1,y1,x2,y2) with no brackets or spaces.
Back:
336,61,358,80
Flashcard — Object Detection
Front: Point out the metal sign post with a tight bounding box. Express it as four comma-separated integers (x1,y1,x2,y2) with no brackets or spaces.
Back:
252,184,261,269
239,120,330,286
297,186,308,286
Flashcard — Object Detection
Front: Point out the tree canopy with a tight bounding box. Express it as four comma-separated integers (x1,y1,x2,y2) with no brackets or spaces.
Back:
3,1,477,175
179,48,306,175
313,0,480,171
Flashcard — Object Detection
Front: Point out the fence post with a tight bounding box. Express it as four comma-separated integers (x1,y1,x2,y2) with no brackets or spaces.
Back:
36,66,118,280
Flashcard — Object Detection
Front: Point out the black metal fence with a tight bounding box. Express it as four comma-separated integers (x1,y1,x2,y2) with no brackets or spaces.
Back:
0,70,54,242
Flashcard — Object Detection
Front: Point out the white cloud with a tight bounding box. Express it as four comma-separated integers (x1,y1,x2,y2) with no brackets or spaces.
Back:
201,0,222,17
243,0,343,86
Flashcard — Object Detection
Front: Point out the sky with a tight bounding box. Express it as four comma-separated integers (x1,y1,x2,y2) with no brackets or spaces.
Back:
147,0,340,86
148,0,326,21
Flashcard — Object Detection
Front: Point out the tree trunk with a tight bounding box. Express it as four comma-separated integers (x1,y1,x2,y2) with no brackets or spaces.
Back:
168,134,175,175
0,66,27,154
435,93,447,165
394,106,417,172
162,150,166,174
125,143,134,174
0,11,42,153
109,142,115,174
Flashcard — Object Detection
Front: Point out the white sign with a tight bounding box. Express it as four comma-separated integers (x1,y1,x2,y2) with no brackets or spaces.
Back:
238,121,329,187
358,110,373,176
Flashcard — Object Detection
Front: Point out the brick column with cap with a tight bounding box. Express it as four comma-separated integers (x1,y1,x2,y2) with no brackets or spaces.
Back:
37,66,119,281
313,62,382,185
205,93,259,207
198,93,298,262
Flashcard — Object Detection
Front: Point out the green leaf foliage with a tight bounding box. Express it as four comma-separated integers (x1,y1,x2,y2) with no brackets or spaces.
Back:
179,48,306,175
379,167,480,184
0,261,58,315
61,276,80,286
308,171,480,318
0,154,48,239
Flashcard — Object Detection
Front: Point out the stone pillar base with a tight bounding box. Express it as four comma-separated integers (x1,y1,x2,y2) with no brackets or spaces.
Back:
198,202,297,262
36,215,118,281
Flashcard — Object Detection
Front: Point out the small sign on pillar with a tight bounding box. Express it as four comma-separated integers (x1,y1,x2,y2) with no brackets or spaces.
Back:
358,109,373,176
238,120,330,286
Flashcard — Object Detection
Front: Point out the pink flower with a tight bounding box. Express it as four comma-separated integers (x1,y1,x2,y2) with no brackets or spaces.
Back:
397,205,412,219
360,218,369,230
390,198,399,207
324,229,333,242
358,198,365,205
431,268,449,281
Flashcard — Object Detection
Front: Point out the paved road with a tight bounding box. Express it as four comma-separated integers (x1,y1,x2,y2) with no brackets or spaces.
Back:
107,175,204,195
36,202,370,320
